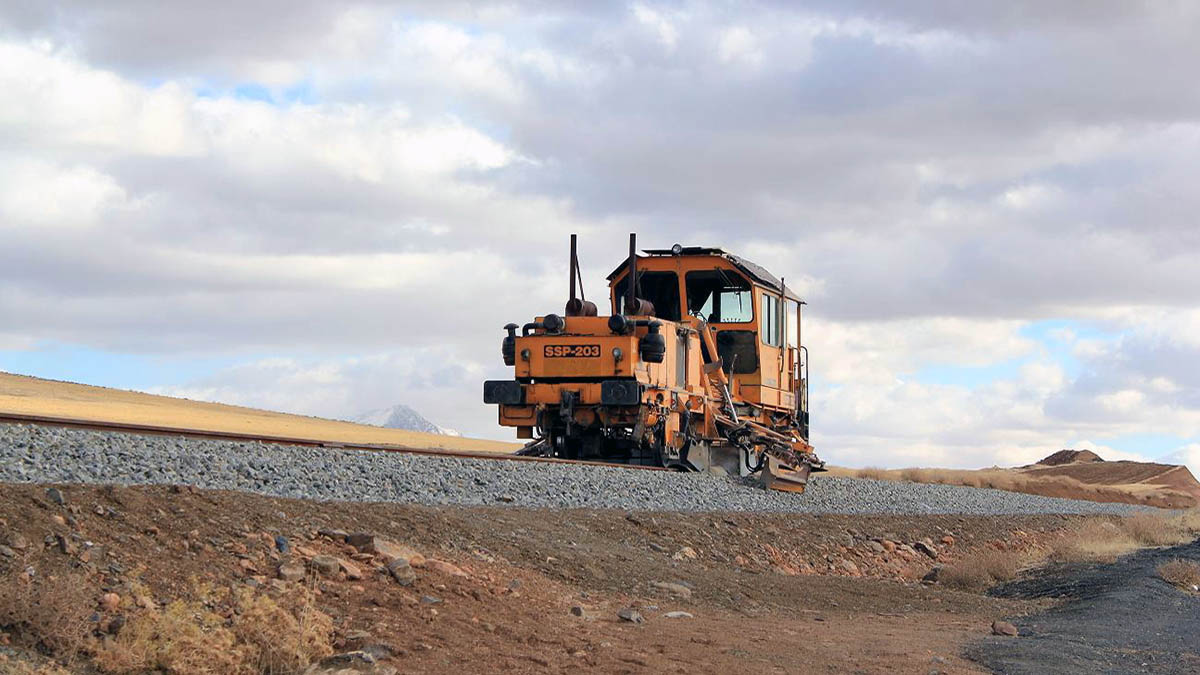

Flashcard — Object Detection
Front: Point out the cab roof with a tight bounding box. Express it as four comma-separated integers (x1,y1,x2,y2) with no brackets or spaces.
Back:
606,247,804,303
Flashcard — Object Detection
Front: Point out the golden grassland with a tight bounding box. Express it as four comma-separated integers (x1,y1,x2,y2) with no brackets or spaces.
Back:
0,372,518,453
826,464,1197,508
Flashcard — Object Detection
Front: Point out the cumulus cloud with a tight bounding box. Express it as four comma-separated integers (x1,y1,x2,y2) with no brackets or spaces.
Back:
3,1,1200,463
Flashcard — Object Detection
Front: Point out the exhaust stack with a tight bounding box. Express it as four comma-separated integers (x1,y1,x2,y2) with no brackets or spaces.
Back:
623,232,654,316
565,233,597,317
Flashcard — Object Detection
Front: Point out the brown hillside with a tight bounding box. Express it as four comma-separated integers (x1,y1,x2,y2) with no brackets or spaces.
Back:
1037,449,1103,466
832,450,1200,509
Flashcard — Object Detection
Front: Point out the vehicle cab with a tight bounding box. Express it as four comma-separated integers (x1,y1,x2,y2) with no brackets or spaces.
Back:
607,245,808,435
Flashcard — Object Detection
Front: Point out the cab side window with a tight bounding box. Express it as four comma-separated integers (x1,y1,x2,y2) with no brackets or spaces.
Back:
761,293,782,347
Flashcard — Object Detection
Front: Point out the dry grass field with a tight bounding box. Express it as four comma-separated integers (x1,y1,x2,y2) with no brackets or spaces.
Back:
0,372,518,453
827,453,1200,509
938,509,1200,591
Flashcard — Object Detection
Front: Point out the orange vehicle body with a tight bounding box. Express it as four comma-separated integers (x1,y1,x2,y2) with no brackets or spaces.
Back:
484,235,823,491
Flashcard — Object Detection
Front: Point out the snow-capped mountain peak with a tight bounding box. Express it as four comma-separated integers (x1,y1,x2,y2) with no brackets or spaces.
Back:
349,404,461,436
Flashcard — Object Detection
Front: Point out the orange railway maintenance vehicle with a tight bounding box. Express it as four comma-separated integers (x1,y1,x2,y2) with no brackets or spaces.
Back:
484,234,824,492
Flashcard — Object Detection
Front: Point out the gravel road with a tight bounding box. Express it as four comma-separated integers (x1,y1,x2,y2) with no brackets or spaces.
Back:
969,539,1200,674
0,424,1146,515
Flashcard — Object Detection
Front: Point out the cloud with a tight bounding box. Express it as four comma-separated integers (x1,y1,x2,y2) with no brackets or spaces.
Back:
1161,443,1200,480
150,351,495,437
3,2,1200,465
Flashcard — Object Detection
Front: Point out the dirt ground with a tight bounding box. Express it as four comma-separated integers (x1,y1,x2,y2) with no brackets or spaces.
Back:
0,483,1106,674
0,372,517,453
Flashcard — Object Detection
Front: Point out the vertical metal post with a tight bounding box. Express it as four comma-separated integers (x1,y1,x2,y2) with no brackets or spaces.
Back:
780,277,787,389
625,233,636,315
569,234,578,303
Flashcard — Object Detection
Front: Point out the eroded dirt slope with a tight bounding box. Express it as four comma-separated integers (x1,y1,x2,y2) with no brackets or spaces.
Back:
0,483,1102,674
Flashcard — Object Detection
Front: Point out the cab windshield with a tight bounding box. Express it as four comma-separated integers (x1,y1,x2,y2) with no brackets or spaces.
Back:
685,270,754,323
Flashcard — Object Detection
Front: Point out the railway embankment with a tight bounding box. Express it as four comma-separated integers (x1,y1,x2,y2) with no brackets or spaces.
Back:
0,423,1147,516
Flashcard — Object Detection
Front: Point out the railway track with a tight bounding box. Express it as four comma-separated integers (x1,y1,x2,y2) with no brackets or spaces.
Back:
0,411,667,471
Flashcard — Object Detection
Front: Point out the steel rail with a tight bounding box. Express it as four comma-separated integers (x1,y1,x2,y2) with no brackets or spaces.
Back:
0,411,669,471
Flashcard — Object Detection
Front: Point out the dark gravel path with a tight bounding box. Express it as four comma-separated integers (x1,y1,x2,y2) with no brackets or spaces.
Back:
968,540,1200,674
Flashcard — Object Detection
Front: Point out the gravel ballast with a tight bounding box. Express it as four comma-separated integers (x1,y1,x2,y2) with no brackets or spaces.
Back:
0,424,1147,515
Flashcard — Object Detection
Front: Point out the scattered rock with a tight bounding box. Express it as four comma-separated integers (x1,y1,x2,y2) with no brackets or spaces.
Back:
941,535,955,547
360,644,394,661
664,611,694,619
617,608,644,623
345,533,374,548
991,620,1019,637
425,559,468,578
648,542,667,553
672,546,698,561
570,605,586,617
880,540,896,553
98,592,121,612
278,560,307,582
840,559,859,575
339,559,363,581
350,535,425,567
274,535,290,554
914,541,939,559
866,540,886,554
842,534,855,548
651,581,692,599
0,545,13,558
318,649,376,666
45,487,66,506
386,559,416,586
420,595,441,605
6,533,27,551
496,495,515,503
105,614,126,635
318,528,349,542
310,555,342,578
922,566,943,583
302,650,399,674
51,514,67,528
55,533,77,555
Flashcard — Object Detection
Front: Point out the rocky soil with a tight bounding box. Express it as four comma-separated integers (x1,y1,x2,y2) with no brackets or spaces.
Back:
0,482,1104,674
0,424,1148,516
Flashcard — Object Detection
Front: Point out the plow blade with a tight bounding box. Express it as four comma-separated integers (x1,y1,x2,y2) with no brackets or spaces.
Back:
760,455,813,493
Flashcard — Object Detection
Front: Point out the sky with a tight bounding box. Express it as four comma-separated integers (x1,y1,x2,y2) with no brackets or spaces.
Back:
2,1,1200,472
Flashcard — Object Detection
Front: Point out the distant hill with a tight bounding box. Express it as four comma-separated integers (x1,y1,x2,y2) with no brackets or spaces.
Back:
1036,449,1103,466
1019,448,1200,508
349,405,461,437
831,448,1200,509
